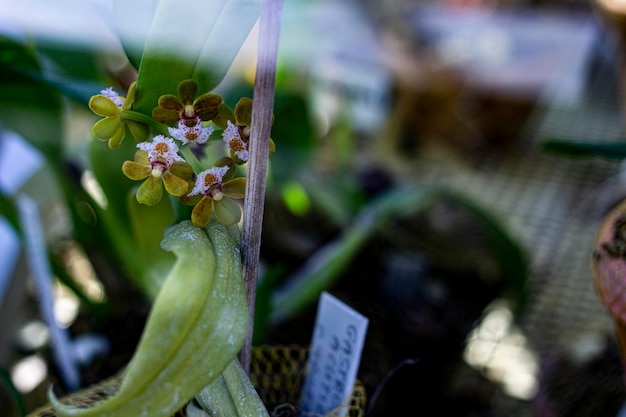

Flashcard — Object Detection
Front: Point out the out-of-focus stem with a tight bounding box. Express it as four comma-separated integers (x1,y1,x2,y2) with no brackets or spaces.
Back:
239,0,283,373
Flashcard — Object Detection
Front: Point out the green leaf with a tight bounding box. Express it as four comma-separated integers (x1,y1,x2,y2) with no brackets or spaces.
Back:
133,0,261,116
436,190,530,316
112,0,160,69
542,139,626,159
0,37,63,162
50,219,248,416
269,186,529,324
127,188,176,297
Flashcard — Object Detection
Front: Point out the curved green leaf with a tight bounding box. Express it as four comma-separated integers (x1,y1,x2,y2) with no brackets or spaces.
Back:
112,0,160,69
50,219,248,417
133,0,261,115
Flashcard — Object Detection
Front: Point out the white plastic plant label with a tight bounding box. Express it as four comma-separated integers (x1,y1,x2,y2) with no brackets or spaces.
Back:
300,292,369,415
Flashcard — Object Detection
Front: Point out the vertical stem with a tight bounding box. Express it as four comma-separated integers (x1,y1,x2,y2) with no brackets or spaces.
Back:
239,0,283,372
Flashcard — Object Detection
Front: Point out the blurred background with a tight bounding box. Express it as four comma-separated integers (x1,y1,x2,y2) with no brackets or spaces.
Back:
2,0,626,415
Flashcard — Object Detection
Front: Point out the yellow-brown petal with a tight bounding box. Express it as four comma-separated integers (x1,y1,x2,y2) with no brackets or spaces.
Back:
107,124,126,149
213,197,241,226
213,157,236,181
92,117,122,141
124,82,137,109
169,161,194,181
222,178,245,199
127,120,150,142
89,95,121,117
234,97,252,125
194,93,223,121
136,176,163,206
162,171,188,196
122,160,151,180
191,196,214,227
211,103,236,130
158,94,184,111
152,107,181,125
178,80,199,104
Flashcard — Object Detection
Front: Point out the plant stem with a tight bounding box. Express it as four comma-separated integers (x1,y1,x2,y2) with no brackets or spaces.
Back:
239,0,283,372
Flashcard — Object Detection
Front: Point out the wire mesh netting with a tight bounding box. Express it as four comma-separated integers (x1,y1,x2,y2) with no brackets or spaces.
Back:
27,345,365,417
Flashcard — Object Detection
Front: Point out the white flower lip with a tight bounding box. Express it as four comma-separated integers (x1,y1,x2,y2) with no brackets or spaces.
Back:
169,117,213,145
222,120,249,162
100,87,124,108
137,135,185,169
188,165,230,197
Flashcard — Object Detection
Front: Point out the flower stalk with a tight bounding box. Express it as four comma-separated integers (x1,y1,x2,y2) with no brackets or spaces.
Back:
239,0,284,372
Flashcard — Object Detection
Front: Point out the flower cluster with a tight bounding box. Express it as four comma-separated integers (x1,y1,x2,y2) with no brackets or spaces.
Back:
89,82,150,149
90,79,274,227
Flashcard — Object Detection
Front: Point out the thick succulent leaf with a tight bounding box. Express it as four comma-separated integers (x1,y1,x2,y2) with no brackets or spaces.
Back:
133,0,261,116
50,219,248,416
